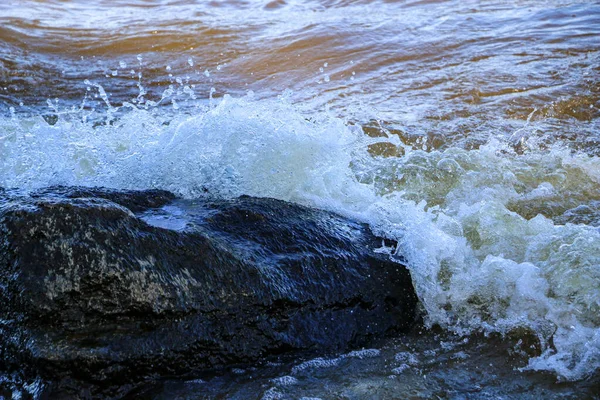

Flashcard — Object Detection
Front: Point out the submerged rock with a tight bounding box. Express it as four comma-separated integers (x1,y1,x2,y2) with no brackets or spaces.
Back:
0,186,417,398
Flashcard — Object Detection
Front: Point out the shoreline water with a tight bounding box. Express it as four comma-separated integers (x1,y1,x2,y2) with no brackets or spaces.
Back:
138,325,600,400
5,323,597,399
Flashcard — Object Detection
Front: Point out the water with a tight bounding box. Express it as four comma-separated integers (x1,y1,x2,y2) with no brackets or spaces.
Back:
134,328,600,399
1,0,599,397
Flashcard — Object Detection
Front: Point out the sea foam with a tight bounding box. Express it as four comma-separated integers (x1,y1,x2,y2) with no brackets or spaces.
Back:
1,94,599,381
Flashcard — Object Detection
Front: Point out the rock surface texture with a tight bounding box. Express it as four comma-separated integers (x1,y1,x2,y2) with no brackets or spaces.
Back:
0,187,417,398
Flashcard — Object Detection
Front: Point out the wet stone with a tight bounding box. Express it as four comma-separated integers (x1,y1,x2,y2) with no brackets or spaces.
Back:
0,186,417,399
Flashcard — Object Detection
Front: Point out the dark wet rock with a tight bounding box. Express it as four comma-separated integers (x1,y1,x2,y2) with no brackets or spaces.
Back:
30,185,177,213
0,186,417,398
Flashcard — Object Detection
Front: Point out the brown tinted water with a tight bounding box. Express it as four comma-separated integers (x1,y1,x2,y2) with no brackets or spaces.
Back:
2,0,599,151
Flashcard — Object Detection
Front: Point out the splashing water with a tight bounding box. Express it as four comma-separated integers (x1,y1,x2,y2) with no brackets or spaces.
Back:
1,0,600,391
1,93,599,381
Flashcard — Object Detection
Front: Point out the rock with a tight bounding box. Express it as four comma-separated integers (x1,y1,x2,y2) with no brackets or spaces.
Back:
0,186,417,398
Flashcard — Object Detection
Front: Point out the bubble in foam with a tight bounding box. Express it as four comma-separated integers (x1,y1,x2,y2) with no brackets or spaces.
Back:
292,357,341,374
342,349,381,359
271,375,298,386
394,352,418,365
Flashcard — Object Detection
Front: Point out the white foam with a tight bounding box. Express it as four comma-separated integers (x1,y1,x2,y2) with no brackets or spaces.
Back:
260,387,282,400
291,357,341,374
271,375,298,386
394,352,419,365
341,348,381,359
2,95,599,381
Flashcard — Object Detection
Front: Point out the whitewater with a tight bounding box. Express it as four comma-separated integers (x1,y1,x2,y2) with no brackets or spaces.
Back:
1,0,599,397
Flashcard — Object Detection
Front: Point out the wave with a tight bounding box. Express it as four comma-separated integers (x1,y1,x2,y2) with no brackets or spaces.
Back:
1,93,599,381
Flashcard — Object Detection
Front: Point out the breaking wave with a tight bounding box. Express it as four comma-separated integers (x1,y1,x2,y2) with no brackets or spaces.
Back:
1,93,599,381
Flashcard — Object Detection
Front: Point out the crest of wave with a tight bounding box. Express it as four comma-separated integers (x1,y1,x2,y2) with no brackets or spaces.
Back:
1,94,599,381
0,95,373,207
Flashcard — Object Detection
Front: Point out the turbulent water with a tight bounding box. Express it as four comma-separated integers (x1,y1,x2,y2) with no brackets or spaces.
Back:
1,0,600,397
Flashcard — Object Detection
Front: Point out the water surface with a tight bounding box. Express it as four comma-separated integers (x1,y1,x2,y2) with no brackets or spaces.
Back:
1,0,599,398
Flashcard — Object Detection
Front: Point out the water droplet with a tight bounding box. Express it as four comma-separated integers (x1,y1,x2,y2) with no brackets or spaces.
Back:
324,75,330,82
324,62,328,67
436,158,462,174
119,61,127,69
166,65,172,72
188,57,194,67
204,70,211,77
